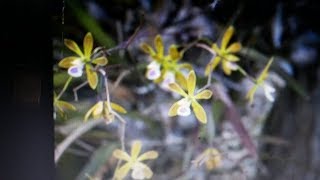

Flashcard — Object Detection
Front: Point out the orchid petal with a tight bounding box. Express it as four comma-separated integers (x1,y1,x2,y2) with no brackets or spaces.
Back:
187,70,196,95
83,32,93,58
191,100,207,124
92,56,108,66
131,140,142,159
168,83,188,97
64,39,84,57
110,102,127,114
257,57,274,83
140,43,155,56
137,151,159,161
58,56,79,68
195,90,213,100
221,26,234,50
86,64,98,89
169,44,181,61
115,162,131,179
113,149,131,161
168,98,187,117
226,42,241,53
154,35,164,56
68,65,83,77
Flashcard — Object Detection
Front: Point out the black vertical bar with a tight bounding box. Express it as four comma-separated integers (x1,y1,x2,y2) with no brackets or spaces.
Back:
0,0,54,179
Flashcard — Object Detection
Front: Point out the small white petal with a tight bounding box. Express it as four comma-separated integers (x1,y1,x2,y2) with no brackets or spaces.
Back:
263,83,276,102
131,163,149,180
147,61,160,69
132,167,145,180
177,100,192,117
160,71,175,90
71,59,85,66
147,69,161,80
177,105,191,116
177,98,190,106
68,65,83,77
264,83,276,93
146,67,161,80
226,61,238,70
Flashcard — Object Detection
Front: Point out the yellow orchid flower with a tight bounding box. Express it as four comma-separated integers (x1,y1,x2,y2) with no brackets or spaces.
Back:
53,92,76,119
205,26,242,76
246,57,275,104
84,100,127,123
58,32,108,89
140,34,193,91
113,140,159,180
168,70,213,124
140,34,168,64
192,148,222,171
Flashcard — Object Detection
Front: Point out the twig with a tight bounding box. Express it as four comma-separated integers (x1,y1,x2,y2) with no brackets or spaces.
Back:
55,118,104,164
196,71,212,93
103,14,144,56
73,80,89,102
110,70,131,93
195,43,216,56
180,38,200,55
73,66,100,102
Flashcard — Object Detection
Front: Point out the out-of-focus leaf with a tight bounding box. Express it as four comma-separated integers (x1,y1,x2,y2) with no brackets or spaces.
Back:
66,0,115,48
75,143,118,180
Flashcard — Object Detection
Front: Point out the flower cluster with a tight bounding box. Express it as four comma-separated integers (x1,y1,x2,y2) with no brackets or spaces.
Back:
54,25,282,179
58,32,108,89
140,34,192,90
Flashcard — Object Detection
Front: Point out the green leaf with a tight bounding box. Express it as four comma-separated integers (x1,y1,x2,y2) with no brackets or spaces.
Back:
76,143,118,180
67,0,115,48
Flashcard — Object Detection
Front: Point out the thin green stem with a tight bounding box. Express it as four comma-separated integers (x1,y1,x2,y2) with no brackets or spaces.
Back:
57,76,73,100
73,80,88,102
197,72,212,93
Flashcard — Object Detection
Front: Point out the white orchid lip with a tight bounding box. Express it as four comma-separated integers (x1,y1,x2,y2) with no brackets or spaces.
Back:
146,62,161,80
131,163,149,180
226,61,238,70
263,83,276,102
177,98,192,116
160,71,175,90
177,105,191,116
68,65,83,77
131,167,145,179
146,68,161,80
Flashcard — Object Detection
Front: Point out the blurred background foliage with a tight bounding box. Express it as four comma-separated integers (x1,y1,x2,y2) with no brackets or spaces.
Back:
53,0,320,179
